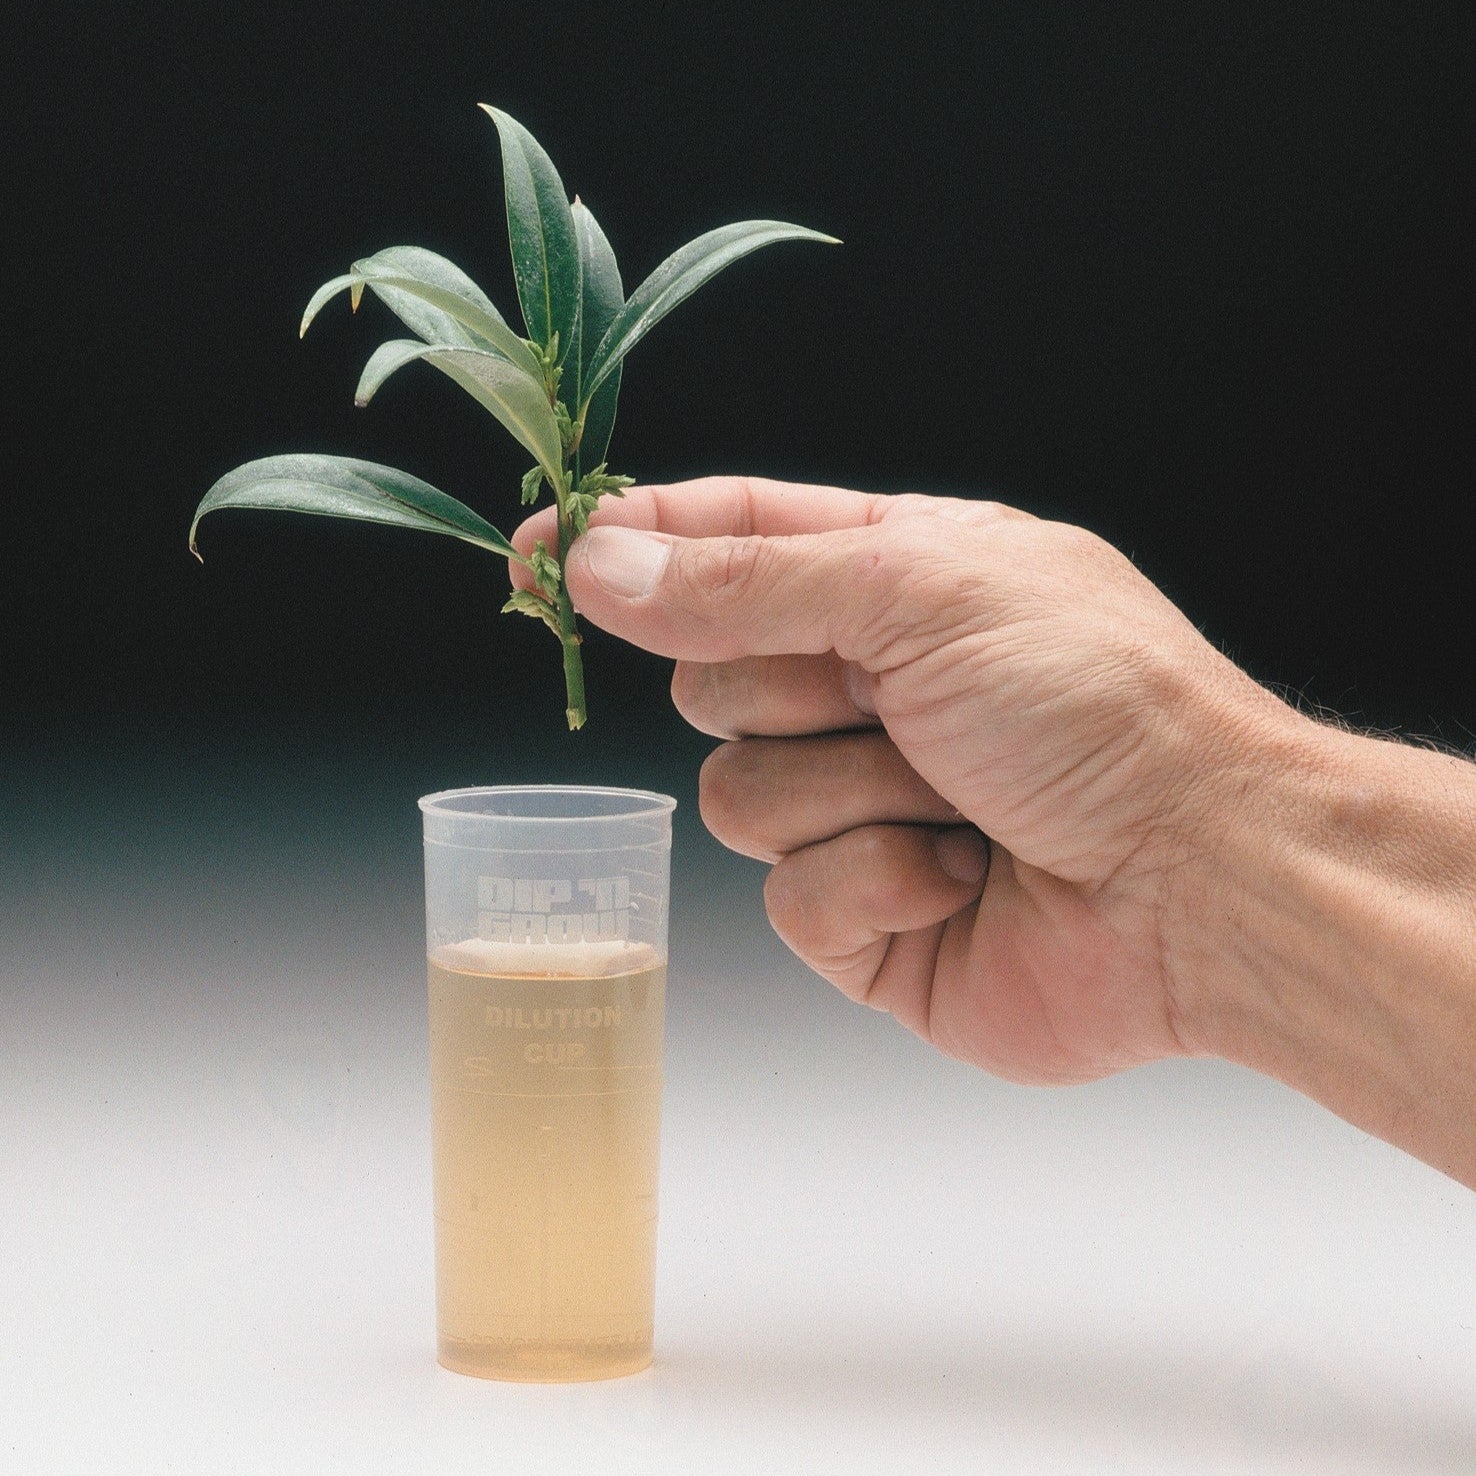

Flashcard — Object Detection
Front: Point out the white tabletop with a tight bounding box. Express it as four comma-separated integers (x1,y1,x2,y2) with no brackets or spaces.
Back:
3,791,1473,1475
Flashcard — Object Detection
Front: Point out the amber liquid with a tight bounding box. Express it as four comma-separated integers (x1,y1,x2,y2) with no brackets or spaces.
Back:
428,940,665,1381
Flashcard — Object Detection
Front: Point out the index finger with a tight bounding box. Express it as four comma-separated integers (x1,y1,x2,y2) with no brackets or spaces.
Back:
514,475,886,559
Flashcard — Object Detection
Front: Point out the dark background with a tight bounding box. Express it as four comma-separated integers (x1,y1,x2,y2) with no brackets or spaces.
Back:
7,10,1476,1460
8,3,1474,776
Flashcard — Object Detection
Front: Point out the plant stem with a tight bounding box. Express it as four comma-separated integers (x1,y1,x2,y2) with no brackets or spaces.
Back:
554,504,586,730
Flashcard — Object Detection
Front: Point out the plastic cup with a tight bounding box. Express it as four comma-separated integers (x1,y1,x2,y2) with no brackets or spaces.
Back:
418,785,675,1382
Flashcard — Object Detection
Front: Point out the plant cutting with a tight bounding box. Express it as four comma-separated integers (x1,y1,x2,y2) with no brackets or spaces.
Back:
190,106,837,728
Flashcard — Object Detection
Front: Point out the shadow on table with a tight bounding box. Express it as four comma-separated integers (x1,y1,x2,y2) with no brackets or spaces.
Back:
657,1311,1476,1472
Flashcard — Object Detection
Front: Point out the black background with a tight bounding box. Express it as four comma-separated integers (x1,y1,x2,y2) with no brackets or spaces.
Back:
10,3,1474,760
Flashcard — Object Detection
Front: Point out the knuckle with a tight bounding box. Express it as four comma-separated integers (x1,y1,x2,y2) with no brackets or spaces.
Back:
846,827,906,908
1050,519,1123,573
670,661,719,733
845,524,969,664
677,534,768,603
763,843,888,988
882,491,947,523
669,661,702,720
762,859,812,947
730,475,764,535
761,860,792,928
879,492,1032,529
698,740,757,844
671,658,761,739
969,497,1035,525
849,824,893,873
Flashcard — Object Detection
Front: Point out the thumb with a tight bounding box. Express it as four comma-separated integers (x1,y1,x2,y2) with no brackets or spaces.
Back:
564,522,913,664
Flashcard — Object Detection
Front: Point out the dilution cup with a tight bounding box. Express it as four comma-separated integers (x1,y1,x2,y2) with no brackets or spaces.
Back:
419,785,675,1382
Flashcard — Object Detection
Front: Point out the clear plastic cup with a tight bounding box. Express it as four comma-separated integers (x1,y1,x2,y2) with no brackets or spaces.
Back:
418,785,675,1382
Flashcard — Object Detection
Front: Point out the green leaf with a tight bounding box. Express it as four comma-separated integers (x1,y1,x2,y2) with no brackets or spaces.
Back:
529,539,562,596
582,220,839,408
354,339,564,479
190,454,516,561
300,273,360,334
567,198,625,477
354,246,509,343
501,589,562,635
480,106,582,364
566,491,597,536
301,246,543,381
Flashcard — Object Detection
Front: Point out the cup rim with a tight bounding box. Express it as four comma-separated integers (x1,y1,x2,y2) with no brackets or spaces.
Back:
418,784,677,824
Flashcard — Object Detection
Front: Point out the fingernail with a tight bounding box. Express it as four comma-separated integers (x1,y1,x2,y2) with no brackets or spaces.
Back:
935,827,990,887
580,526,670,599
841,661,879,717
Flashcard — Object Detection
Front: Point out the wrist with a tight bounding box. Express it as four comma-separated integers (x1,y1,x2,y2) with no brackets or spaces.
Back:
1165,701,1476,1181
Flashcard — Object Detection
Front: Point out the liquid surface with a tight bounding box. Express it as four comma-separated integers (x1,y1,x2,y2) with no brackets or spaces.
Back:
428,940,665,1382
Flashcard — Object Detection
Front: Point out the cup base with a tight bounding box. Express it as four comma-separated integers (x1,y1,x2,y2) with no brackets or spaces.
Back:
437,1335,653,1383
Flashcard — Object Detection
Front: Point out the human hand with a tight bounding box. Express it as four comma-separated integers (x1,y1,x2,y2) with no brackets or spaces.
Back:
514,476,1307,1086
